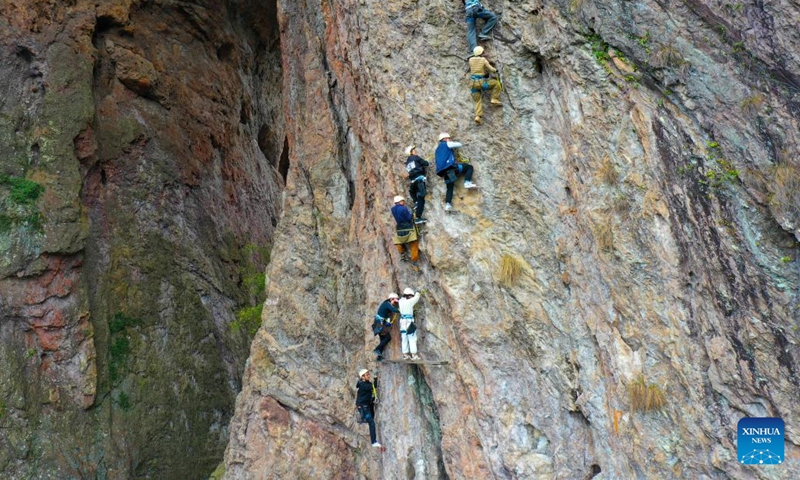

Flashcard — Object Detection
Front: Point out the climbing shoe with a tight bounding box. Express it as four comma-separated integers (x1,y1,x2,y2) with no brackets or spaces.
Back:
411,354,421,360
490,100,503,106
403,354,411,360
444,203,453,212
414,218,428,224
474,116,482,125
464,181,478,189
411,262,420,272
376,354,384,362
478,35,493,42
372,442,383,448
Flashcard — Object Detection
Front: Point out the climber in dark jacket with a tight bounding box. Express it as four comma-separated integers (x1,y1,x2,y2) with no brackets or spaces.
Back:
373,293,399,360
391,196,421,269
355,369,382,448
435,132,477,211
404,145,429,223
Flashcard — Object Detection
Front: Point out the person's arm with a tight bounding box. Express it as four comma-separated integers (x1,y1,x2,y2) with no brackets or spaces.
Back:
485,58,497,73
403,206,414,222
409,291,421,308
446,141,463,149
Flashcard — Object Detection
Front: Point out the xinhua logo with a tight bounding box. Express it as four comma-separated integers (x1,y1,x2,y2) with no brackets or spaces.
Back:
738,417,784,465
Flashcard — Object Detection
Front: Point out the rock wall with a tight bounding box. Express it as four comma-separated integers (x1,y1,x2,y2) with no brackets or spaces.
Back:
1,1,284,477
224,0,799,479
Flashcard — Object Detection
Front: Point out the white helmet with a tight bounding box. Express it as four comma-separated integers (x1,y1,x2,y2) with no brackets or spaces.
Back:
404,145,416,156
403,288,415,296
388,292,399,300
359,369,369,378
438,132,450,141
473,46,484,56
393,195,405,203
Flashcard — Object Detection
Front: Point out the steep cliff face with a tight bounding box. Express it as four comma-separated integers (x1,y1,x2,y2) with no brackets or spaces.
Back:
224,0,799,479
1,1,284,477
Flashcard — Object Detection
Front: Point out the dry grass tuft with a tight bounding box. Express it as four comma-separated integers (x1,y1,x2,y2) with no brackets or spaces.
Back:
499,254,523,287
629,376,648,410
771,163,800,220
629,376,666,411
646,384,667,410
592,222,615,251
651,45,685,68
741,93,765,112
596,156,618,184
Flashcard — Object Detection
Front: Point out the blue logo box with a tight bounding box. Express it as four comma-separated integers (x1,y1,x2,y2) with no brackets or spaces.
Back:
738,417,784,465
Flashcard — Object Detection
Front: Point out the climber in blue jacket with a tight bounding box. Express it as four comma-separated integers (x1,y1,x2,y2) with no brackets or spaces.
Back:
435,132,477,211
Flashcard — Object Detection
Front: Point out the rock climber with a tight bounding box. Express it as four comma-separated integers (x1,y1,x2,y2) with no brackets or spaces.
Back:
398,288,421,360
434,133,477,211
373,292,400,361
391,195,421,270
405,145,430,224
355,368,383,449
469,46,502,125
464,0,499,52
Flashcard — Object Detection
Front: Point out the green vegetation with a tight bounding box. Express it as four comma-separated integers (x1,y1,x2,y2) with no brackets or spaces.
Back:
587,34,611,64
700,142,740,188
0,174,44,205
0,175,45,234
117,391,132,411
781,256,792,263
108,312,140,384
636,31,651,54
230,243,272,337
109,312,139,335
629,376,666,411
231,304,263,336
109,336,131,383
26,348,36,358
0,400,6,419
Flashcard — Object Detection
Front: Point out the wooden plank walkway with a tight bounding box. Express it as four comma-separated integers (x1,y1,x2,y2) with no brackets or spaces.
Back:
380,359,449,365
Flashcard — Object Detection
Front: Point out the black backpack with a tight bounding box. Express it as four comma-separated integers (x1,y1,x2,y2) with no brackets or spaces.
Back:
371,316,385,336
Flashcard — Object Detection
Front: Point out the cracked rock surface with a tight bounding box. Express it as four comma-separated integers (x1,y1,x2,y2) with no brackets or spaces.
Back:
224,0,798,479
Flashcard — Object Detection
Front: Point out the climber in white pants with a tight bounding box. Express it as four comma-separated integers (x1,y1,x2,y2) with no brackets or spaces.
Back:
398,287,421,360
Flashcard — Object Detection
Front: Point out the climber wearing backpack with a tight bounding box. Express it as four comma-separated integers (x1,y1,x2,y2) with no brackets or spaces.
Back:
435,133,477,211
464,0,498,52
405,145,430,224
398,288,421,360
391,195,421,270
372,293,400,361
469,46,502,125
355,368,383,449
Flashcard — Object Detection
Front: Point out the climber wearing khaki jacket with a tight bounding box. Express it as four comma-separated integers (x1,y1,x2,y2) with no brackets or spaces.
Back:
469,46,502,125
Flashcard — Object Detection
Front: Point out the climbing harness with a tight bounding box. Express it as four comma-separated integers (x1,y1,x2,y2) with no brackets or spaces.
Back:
470,74,491,93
